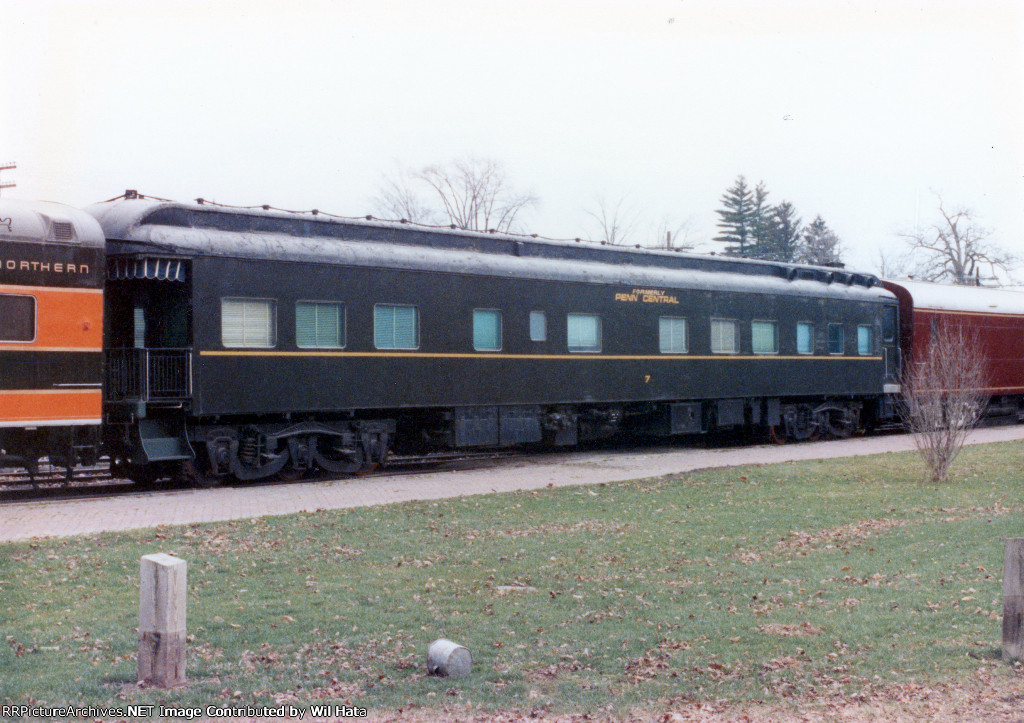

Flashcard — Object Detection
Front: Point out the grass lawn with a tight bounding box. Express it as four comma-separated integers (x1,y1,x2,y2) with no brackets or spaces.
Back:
2,441,1023,720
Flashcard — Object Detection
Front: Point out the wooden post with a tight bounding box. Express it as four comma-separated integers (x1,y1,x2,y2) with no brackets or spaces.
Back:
138,553,187,687
1003,538,1024,662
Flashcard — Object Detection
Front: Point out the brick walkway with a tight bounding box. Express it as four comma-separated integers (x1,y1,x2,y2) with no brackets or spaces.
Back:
2,426,1022,543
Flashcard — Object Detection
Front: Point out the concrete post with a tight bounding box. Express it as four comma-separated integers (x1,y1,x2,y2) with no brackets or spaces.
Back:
138,553,187,687
1003,538,1024,662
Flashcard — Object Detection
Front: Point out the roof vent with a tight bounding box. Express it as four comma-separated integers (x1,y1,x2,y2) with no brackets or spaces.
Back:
52,221,74,241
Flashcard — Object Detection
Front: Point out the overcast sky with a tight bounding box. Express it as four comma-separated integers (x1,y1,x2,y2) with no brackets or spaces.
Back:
3,0,1021,273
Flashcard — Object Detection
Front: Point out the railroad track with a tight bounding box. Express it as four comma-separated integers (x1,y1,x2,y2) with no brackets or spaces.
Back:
0,462,133,501
0,462,111,487
0,449,526,503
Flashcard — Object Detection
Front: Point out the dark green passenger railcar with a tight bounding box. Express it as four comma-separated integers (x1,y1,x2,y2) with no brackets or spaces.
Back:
89,196,900,483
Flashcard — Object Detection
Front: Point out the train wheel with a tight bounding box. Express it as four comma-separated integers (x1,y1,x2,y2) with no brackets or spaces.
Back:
277,466,309,482
825,406,860,439
230,427,289,480
827,416,855,438
311,435,366,476
788,405,821,442
278,437,314,481
775,404,823,443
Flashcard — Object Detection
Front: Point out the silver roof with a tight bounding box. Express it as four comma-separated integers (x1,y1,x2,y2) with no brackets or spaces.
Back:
88,198,894,304
0,199,105,248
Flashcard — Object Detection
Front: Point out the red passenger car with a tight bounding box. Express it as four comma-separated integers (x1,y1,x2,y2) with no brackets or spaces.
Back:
882,279,1024,416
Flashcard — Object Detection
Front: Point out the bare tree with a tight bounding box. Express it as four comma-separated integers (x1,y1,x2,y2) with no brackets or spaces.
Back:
583,194,642,245
899,321,987,483
373,164,440,225
899,195,1015,285
374,157,537,233
654,215,695,250
877,248,913,279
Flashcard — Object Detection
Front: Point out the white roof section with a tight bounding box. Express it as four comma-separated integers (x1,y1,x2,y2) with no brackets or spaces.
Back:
887,279,1024,316
141,224,895,302
90,198,895,304
0,199,105,248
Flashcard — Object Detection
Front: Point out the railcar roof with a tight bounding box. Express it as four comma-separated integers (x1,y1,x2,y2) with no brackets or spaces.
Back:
885,279,1024,316
0,199,105,248
88,197,893,303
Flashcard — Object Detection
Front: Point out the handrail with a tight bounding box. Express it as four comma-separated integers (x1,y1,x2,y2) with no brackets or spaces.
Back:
105,348,192,403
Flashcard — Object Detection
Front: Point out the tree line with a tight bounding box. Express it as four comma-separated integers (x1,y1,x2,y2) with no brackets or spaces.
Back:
375,158,1014,285
712,174,841,266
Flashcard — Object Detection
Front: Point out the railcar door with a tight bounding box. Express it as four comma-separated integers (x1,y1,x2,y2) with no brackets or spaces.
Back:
104,256,196,474
105,256,193,403
881,303,900,387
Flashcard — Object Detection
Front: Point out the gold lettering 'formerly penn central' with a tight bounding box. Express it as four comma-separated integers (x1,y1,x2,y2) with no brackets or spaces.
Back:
615,288,679,304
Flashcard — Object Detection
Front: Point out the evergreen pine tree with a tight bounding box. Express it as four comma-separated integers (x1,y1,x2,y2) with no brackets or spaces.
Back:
748,181,772,256
713,176,755,255
760,201,802,262
797,215,843,266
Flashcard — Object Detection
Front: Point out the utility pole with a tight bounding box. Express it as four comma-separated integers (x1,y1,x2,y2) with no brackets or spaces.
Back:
0,162,15,197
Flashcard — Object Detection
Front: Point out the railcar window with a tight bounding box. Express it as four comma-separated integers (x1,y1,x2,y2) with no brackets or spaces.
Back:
751,320,778,354
0,294,35,342
133,306,146,348
828,323,844,355
296,301,345,348
567,313,601,353
473,309,502,351
374,304,419,350
710,319,739,354
529,311,547,342
857,325,872,355
882,307,897,342
221,298,277,348
659,317,688,354
796,322,814,354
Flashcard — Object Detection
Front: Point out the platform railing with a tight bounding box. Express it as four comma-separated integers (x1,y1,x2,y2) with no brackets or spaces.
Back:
105,348,192,402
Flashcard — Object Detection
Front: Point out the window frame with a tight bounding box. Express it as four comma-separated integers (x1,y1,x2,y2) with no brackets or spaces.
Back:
221,297,278,349
373,303,420,350
710,318,740,355
0,294,37,343
566,312,602,354
295,300,346,349
857,324,873,356
750,319,779,355
658,316,688,354
529,310,547,342
472,308,503,352
827,323,845,355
